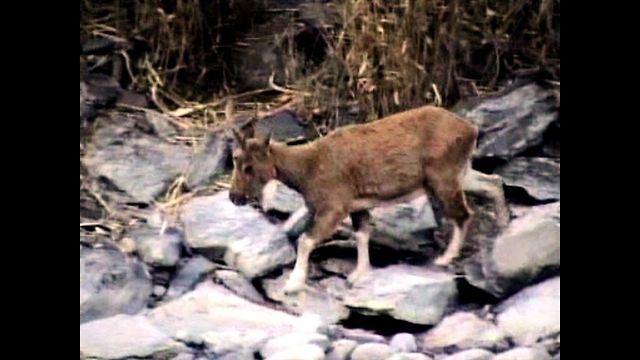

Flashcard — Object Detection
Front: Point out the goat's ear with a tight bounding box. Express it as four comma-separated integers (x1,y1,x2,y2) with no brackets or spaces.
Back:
260,131,271,148
240,117,257,138
232,127,245,148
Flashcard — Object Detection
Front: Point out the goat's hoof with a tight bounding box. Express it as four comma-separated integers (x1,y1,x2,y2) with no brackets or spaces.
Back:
347,268,371,286
433,256,453,267
283,276,306,295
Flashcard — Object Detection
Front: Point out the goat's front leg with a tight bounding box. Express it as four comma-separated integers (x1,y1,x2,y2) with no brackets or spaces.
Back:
283,208,347,295
347,210,372,285
283,233,318,294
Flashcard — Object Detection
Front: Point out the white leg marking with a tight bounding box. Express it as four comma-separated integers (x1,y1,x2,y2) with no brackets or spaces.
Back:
434,221,467,266
348,230,372,284
283,234,316,294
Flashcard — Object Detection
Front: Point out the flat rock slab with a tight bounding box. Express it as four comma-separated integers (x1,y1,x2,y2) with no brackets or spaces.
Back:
147,282,320,357
343,265,457,325
80,314,186,359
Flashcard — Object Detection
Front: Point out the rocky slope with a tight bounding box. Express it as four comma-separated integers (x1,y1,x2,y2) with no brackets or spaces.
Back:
80,77,560,360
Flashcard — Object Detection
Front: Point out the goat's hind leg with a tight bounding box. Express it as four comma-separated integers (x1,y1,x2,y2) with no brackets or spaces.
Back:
461,165,510,227
426,173,473,267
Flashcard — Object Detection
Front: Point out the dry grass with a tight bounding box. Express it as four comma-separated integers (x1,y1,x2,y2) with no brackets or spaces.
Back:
81,0,559,131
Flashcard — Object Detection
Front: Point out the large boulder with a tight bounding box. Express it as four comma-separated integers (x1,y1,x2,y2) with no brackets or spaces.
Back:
464,202,560,296
495,157,560,202
82,113,191,203
80,247,152,324
496,277,560,346
454,81,559,160
180,191,295,278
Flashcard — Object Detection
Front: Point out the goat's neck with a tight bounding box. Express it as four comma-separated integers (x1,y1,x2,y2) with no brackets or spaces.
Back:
270,142,316,194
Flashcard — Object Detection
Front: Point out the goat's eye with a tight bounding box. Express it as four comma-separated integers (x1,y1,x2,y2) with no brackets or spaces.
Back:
243,165,253,175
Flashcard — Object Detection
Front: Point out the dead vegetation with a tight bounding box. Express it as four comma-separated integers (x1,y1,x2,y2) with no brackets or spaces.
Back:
81,0,559,129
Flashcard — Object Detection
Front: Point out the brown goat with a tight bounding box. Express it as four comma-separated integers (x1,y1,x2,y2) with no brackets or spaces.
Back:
229,105,509,294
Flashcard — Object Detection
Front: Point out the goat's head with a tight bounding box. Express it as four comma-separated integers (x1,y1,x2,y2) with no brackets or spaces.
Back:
228,119,276,206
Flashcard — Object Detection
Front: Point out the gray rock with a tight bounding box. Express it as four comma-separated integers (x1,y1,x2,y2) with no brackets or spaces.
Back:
538,335,560,355
80,74,121,120
261,332,329,358
80,247,152,324
494,347,552,360
261,179,306,214
148,282,318,356
217,350,256,360
350,343,394,360
181,191,295,278
80,314,186,359
390,333,418,353
388,353,432,360
465,202,560,297
82,114,192,202
421,312,506,351
171,353,195,360
165,256,216,300
339,328,386,344
265,343,326,360
215,269,264,303
326,339,358,360
496,157,560,201
263,271,350,324
496,277,560,346
441,349,494,360
370,194,438,251
144,110,178,138
343,265,457,325
127,225,182,267
318,258,356,276
255,109,308,142
224,230,296,279
198,329,271,357
455,81,559,160
185,131,231,189
153,285,167,297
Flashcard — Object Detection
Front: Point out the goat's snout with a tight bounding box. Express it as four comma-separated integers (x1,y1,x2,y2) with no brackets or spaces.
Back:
229,191,248,206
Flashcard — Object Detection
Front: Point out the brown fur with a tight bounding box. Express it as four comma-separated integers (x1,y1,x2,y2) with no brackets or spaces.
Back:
229,105,499,293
